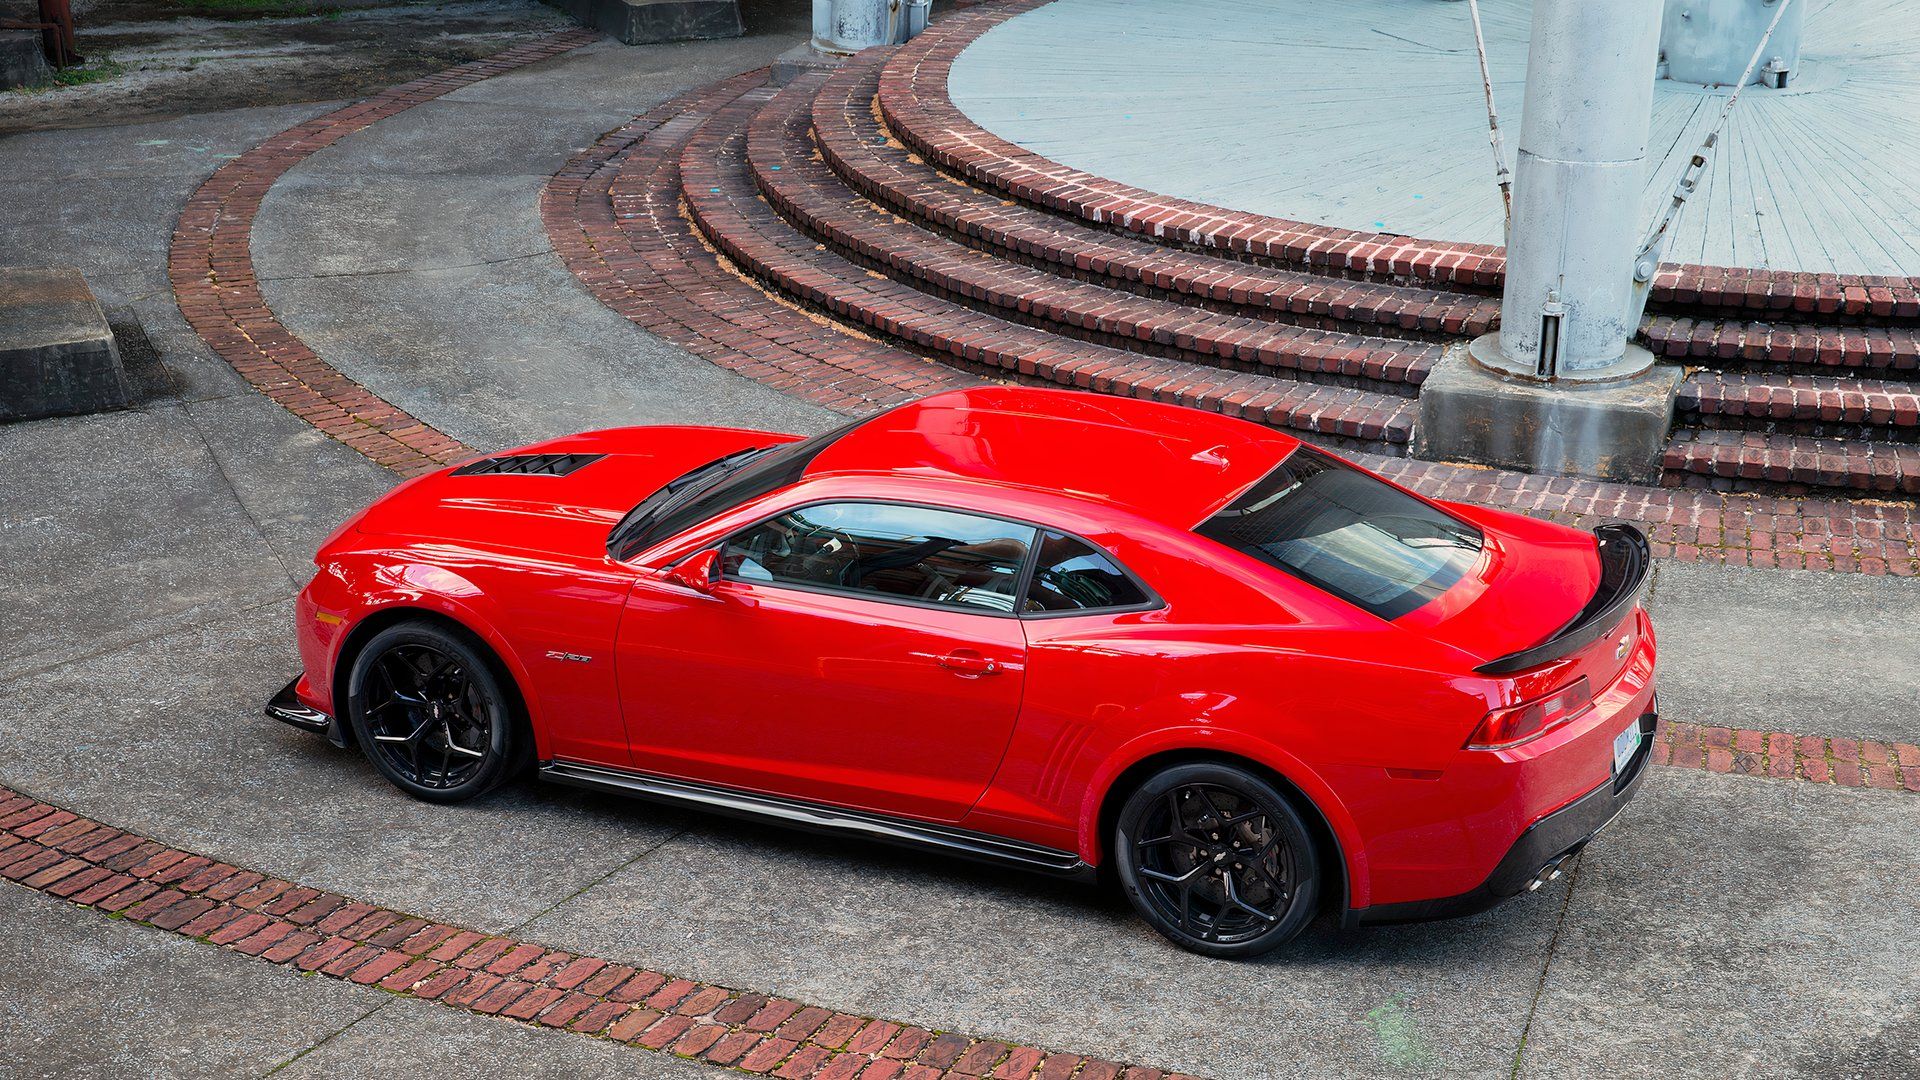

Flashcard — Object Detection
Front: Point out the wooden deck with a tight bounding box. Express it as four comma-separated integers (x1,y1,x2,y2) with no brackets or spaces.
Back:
948,0,1920,277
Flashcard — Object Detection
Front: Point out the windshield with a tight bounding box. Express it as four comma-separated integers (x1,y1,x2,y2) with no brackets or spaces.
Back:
1196,447,1483,620
608,416,866,561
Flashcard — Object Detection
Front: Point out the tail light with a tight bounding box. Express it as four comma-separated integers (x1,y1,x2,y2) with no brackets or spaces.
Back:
1467,677,1593,750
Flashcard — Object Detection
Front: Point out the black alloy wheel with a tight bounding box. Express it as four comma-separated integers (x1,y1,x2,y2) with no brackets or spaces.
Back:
1114,762,1320,957
346,622,520,802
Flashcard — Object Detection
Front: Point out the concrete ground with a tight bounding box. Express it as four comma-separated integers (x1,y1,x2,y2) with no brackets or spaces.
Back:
3,4,1919,1078
0,0,577,134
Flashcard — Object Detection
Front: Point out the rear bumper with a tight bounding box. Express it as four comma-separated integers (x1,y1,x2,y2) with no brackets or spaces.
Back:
1346,704,1658,927
266,675,349,748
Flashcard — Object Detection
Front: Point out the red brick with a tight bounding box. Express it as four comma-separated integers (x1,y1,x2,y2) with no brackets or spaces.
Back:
741,1037,802,1073
813,1013,868,1050
610,970,668,1003
578,963,637,997
673,1021,729,1056
884,1028,932,1060
444,973,505,1007
379,958,444,992
777,1045,835,1079
260,930,322,963
502,987,567,1021
636,1013,697,1050
748,998,804,1032
608,1007,662,1042
349,950,413,986
846,1021,902,1056
993,1046,1046,1079
550,957,607,990
569,1000,629,1035
485,942,549,977
536,991,597,1028
707,1029,766,1065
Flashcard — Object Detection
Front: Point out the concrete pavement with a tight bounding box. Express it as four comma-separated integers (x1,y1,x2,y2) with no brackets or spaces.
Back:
3,4,1919,1077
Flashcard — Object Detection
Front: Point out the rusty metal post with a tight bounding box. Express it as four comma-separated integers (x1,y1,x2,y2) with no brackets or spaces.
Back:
39,0,79,67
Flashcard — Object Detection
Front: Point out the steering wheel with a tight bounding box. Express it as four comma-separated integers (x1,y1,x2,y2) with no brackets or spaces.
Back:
780,524,858,582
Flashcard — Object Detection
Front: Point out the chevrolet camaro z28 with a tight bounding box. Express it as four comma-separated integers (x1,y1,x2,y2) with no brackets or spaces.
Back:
269,387,1657,957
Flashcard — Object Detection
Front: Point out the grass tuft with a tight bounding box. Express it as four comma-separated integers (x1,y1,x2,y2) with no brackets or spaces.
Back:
48,56,129,89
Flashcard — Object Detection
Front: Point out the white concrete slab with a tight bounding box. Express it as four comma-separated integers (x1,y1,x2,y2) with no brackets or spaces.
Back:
950,0,1920,277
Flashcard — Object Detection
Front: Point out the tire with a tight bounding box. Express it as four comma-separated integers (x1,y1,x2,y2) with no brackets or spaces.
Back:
1113,762,1321,958
344,621,521,803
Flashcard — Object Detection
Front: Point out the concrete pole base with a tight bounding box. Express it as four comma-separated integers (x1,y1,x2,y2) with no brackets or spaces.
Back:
1467,329,1661,385
771,41,850,86
1414,338,1681,484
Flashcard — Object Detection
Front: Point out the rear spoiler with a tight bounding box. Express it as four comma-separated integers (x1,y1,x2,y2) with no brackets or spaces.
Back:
1474,523,1651,676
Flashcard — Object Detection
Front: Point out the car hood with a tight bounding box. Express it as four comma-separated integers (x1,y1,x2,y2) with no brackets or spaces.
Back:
343,426,795,561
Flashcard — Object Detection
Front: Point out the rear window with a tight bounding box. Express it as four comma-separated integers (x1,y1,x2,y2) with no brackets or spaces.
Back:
1196,448,1483,620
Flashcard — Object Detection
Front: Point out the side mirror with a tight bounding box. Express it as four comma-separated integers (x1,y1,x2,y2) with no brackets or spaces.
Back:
663,549,721,595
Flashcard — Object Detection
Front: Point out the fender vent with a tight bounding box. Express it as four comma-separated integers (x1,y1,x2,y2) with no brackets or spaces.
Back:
452,453,606,477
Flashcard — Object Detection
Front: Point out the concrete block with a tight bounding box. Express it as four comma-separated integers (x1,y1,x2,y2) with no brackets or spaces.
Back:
1414,341,1681,484
561,0,742,44
0,267,134,422
0,29,51,91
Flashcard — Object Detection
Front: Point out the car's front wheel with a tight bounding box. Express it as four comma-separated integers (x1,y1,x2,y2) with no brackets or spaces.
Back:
1114,762,1321,957
345,621,520,803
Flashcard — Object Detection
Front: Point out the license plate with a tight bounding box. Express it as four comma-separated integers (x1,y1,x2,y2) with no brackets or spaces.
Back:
1612,723,1643,775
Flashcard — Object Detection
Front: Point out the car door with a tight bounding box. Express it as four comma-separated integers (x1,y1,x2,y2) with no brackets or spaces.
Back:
614,500,1036,823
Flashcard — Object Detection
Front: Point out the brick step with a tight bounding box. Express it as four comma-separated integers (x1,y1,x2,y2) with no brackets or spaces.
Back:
1647,268,1920,326
679,84,1415,448
1662,429,1919,496
1679,373,1920,443
811,55,1494,345
1644,315,1920,378
878,7,1920,327
542,70,977,416
756,73,1434,397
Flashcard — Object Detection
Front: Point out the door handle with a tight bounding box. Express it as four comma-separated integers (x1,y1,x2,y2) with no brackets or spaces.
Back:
937,651,1000,677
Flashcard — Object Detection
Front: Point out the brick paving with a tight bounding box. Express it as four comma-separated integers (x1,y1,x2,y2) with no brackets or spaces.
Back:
782,70,1443,394
0,784,1188,1080
689,78,1418,446
538,69,977,414
168,30,599,477
813,53,1498,342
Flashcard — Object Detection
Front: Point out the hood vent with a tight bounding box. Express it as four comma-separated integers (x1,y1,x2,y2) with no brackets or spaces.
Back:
452,453,606,478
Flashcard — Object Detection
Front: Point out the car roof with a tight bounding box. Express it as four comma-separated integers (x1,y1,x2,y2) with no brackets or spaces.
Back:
804,387,1300,529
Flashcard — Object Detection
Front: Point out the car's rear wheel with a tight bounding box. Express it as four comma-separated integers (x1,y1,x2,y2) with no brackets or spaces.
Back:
345,621,519,803
1114,762,1320,957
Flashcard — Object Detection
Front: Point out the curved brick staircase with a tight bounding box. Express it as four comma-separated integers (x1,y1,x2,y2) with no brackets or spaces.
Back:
593,0,1920,499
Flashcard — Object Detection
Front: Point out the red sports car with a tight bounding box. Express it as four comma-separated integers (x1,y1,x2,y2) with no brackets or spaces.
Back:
270,387,1656,956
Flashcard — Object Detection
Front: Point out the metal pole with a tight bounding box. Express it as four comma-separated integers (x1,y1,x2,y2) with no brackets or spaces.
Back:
1464,0,1514,237
1629,0,1798,327
1493,0,1664,378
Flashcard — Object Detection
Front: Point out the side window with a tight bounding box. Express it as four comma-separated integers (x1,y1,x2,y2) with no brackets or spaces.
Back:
1023,531,1152,614
722,502,1036,613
